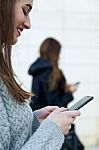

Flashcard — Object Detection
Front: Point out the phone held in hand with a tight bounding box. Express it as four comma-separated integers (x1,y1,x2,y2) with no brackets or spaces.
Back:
74,82,80,86
68,96,94,111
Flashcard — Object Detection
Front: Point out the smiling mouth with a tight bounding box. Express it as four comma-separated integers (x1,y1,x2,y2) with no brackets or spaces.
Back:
17,27,23,37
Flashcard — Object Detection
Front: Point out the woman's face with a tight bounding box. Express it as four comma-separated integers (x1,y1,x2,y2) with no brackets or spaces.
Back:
13,0,33,44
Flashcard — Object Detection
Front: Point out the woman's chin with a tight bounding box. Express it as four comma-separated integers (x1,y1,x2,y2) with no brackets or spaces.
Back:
12,37,18,45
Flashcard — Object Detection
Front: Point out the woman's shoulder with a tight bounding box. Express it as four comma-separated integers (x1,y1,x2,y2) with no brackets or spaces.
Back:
0,80,9,95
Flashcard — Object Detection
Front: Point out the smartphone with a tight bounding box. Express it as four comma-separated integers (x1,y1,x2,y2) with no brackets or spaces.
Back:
74,82,80,86
68,96,94,111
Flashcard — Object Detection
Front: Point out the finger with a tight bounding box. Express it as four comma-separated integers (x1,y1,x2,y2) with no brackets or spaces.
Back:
72,117,75,121
58,107,68,112
65,128,70,134
47,106,59,112
69,110,81,117
71,117,75,124
69,125,71,130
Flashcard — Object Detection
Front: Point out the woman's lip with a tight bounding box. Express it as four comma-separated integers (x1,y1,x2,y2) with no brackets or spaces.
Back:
17,28,22,36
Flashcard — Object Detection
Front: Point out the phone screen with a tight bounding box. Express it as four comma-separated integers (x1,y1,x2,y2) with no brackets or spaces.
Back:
68,96,94,111
74,82,80,86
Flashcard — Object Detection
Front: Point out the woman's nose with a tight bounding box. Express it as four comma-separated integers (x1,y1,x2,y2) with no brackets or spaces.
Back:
24,16,31,29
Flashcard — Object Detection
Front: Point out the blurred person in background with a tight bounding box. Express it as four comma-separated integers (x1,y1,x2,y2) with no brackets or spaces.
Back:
0,0,81,150
28,37,84,150
28,37,77,111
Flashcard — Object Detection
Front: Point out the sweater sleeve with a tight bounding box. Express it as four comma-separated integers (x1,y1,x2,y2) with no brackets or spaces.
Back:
21,119,64,150
0,96,10,150
31,111,40,133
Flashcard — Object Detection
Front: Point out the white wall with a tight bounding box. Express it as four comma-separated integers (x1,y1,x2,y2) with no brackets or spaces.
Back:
12,0,99,147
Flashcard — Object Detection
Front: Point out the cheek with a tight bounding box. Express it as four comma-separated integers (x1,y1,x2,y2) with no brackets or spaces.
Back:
14,9,25,25
16,15,24,25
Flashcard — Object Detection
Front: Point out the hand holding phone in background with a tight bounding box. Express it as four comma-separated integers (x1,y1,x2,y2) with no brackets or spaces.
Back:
66,82,80,93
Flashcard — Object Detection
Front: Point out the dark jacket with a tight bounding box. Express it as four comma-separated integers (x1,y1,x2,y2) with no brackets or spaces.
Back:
28,58,73,111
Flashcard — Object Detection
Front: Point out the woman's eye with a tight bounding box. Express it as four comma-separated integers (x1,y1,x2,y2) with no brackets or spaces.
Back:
23,9,28,16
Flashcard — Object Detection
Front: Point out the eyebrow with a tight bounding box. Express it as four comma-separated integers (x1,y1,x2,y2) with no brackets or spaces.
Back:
26,4,32,11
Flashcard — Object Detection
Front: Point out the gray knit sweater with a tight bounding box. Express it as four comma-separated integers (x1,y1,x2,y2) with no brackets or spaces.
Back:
0,80,64,150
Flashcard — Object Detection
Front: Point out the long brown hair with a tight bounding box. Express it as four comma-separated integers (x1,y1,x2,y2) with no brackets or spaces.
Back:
40,37,66,91
0,0,32,102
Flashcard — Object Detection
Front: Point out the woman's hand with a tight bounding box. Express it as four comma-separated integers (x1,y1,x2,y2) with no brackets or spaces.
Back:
47,107,80,134
36,106,59,122
66,84,77,93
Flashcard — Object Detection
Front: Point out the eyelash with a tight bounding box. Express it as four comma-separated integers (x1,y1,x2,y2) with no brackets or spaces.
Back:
23,9,28,16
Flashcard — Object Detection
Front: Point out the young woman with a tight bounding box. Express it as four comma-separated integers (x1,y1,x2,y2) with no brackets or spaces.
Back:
28,37,77,111
0,0,80,150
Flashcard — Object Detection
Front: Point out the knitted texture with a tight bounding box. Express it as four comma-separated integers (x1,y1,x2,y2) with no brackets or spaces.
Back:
0,80,64,150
